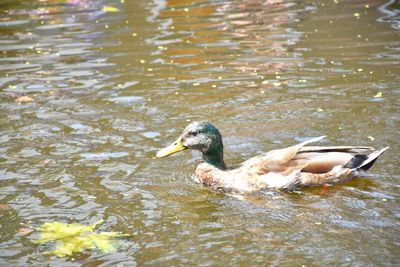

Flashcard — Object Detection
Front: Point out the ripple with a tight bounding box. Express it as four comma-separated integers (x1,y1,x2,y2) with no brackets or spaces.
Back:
0,20,30,27
0,0,399,265
80,152,129,160
108,95,144,103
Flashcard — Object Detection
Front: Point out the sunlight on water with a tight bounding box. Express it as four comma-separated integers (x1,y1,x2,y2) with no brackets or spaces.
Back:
0,0,399,265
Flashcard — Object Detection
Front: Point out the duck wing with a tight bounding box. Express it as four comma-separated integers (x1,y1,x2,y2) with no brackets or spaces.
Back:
299,146,374,153
296,146,375,173
241,136,327,175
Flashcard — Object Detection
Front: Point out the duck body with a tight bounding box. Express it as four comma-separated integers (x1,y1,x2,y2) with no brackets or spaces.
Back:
157,121,388,192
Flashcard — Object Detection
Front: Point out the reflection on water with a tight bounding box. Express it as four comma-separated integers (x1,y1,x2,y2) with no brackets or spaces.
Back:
1,0,399,265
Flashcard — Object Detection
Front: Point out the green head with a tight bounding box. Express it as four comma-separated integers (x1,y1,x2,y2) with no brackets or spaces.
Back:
156,121,226,169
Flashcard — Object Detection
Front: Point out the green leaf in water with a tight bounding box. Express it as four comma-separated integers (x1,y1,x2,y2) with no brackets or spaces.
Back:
33,220,129,257
87,232,129,253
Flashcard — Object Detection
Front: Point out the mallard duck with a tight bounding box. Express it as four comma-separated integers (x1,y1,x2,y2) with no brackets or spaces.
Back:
156,121,388,192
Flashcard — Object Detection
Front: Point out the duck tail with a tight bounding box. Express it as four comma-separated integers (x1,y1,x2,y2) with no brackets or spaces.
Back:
345,147,389,171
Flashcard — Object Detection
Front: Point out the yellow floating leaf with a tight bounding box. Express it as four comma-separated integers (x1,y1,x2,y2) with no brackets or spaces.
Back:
374,92,382,98
32,220,129,257
52,236,91,257
88,233,115,253
34,220,103,244
102,6,120,12
87,232,129,253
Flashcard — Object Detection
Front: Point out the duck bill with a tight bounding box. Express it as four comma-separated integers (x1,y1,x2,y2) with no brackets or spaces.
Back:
156,138,186,158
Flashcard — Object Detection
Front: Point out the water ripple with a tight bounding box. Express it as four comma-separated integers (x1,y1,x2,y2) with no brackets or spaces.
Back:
0,0,399,266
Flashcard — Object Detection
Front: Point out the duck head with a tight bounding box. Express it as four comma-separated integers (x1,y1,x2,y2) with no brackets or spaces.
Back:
156,121,226,169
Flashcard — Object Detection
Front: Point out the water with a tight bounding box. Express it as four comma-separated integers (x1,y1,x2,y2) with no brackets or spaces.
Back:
1,0,399,265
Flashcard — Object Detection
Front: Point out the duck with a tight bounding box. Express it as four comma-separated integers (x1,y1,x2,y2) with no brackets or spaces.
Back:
156,121,388,192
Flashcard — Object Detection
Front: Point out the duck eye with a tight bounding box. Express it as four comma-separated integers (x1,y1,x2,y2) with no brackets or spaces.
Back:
188,131,198,137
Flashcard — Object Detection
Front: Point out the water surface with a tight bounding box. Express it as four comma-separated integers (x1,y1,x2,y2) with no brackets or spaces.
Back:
1,0,399,266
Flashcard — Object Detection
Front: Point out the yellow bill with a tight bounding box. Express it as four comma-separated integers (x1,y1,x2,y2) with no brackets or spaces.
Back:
156,138,186,158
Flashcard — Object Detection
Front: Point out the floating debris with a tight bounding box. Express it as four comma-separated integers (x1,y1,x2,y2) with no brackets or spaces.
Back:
33,220,129,257
102,6,120,13
374,92,382,98
272,82,281,87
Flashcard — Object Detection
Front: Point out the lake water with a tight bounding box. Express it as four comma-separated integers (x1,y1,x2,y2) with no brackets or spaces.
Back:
1,0,399,266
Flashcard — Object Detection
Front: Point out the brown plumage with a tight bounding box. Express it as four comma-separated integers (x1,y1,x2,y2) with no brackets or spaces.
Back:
156,121,388,192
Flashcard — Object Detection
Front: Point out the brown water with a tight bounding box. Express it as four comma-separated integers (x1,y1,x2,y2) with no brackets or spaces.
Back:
1,0,399,265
